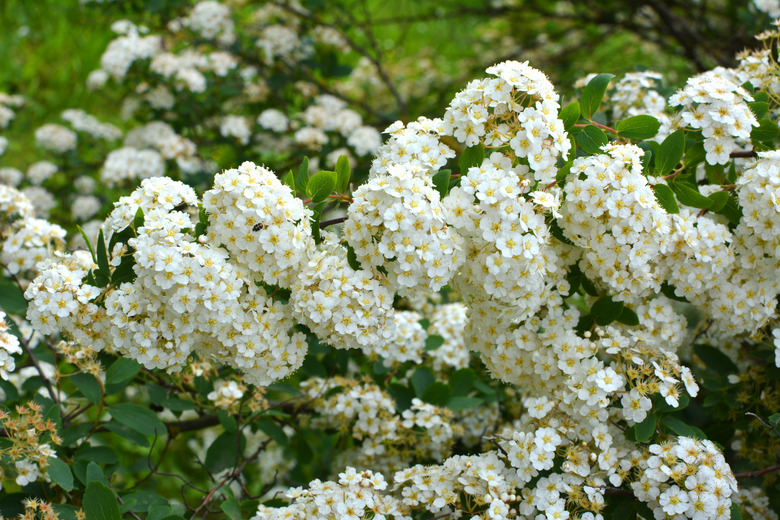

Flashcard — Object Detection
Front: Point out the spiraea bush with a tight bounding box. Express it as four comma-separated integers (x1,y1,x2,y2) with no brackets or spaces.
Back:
3,1,780,519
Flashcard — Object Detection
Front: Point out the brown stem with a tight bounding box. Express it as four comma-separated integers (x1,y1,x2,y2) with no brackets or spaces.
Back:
734,463,780,480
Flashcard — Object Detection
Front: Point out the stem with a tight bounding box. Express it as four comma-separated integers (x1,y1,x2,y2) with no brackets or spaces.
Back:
734,464,780,480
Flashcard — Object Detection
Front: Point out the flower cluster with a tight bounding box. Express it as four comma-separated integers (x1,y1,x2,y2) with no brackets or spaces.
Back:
0,310,21,381
34,123,77,154
670,71,758,164
633,437,737,520
0,402,60,488
443,60,571,184
560,143,672,301
253,467,409,520
203,161,313,289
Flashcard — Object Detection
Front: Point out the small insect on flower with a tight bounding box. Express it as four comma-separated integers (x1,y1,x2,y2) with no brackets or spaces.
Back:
253,223,265,232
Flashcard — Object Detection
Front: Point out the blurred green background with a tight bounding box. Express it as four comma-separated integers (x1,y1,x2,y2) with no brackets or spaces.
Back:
0,0,756,169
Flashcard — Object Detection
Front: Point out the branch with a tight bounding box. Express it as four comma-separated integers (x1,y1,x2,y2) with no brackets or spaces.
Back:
272,1,408,119
734,464,780,480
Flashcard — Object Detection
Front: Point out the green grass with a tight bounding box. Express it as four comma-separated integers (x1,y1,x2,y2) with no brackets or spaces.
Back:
0,0,119,168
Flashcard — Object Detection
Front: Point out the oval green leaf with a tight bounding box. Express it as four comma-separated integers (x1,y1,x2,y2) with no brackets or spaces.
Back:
581,73,614,119
616,115,660,140
306,170,337,204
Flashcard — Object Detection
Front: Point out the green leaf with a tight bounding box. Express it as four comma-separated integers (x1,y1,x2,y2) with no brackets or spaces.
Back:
634,412,657,442
205,431,244,474
559,101,580,131
96,229,110,281
669,181,713,209
591,296,624,326
108,403,166,437
576,125,608,155
748,101,769,120
256,418,288,446
751,118,778,142
424,335,445,351
47,458,74,491
450,368,475,396
616,305,640,326
731,503,743,520
411,366,435,397
105,358,140,386
459,143,484,172
217,409,237,433
74,446,118,465
282,170,295,192
707,191,730,212
660,416,707,439
0,277,27,315
71,372,103,404
221,498,242,520
306,170,337,204
83,482,122,520
714,195,742,225
447,396,483,410
616,115,660,140
296,157,309,193
421,381,452,407
103,421,149,448
655,130,685,176
580,73,614,119
683,141,706,169
86,461,109,486
705,162,725,185
432,169,452,199
335,155,351,193
77,224,98,265
160,398,197,412
694,344,739,375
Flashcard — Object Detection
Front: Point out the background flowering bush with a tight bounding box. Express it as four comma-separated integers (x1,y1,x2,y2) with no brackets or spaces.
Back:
3,1,780,519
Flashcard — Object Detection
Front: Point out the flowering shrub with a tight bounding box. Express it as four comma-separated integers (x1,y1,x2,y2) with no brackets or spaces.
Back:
3,1,780,520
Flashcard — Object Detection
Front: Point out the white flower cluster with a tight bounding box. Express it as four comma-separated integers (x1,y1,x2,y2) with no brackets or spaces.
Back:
257,109,289,133
1,217,66,276
264,94,382,158
0,310,21,381
253,467,409,520
123,122,202,174
207,379,245,409
219,115,252,145
754,0,780,18
375,311,426,367
34,124,77,153
180,1,235,45
560,143,672,301
26,161,58,185
346,159,463,295
203,161,313,288
443,60,571,185
71,195,103,222
0,185,34,223
291,241,395,354
670,71,758,165
61,109,122,141
301,377,461,475
735,487,779,520
149,49,238,94
633,437,737,520
394,452,521,518
103,176,198,238
101,147,165,186
26,178,308,386
0,92,24,129
447,151,565,319
99,23,161,80
425,302,470,371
